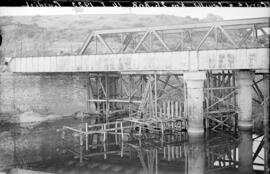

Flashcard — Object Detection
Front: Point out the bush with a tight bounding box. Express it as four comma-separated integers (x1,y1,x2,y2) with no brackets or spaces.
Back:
132,23,145,28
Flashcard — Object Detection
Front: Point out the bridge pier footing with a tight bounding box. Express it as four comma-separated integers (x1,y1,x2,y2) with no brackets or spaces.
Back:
236,70,255,129
184,71,206,135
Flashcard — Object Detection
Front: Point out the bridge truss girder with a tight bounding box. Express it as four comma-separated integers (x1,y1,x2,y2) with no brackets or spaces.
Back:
79,18,269,55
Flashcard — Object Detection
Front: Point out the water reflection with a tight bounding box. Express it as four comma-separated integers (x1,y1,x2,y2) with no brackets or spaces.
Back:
0,118,266,174
188,134,205,174
238,128,253,174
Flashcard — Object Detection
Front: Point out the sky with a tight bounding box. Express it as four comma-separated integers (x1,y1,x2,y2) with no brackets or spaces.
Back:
0,7,269,20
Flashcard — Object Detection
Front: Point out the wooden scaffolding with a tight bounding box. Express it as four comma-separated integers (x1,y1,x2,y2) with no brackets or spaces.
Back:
86,72,187,133
204,70,238,132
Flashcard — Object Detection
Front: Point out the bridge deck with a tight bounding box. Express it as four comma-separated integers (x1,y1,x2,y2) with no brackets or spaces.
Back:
9,48,269,73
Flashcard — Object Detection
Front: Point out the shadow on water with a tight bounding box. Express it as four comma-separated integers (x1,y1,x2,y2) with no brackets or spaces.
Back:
0,117,266,174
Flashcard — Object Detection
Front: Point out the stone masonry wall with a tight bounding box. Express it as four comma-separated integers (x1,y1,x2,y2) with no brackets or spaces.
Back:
0,72,90,115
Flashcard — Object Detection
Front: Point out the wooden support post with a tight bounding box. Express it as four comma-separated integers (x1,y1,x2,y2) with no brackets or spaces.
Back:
264,97,269,173
147,152,151,174
121,140,124,158
168,145,171,161
163,102,166,119
205,71,210,129
167,101,170,119
161,122,164,136
105,74,109,123
103,124,106,142
121,121,124,141
233,144,236,168
184,146,188,174
149,76,154,118
232,71,237,133
115,122,118,144
79,128,83,146
129,75,132,117
164,147,166,159
120,76,123,109
171,101,174,120
155,149,158,174
175,102,179,118
104,141,107,159
176,145,179,159
85,123,88,151
87,77,90,113
96,76,100,113
79,144,83,163
184,81,187,118
172,145,175,160
139,124,142,136
180,145,182,158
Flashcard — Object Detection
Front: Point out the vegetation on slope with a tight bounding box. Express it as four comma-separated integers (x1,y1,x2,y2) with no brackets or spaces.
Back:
0,13,223,59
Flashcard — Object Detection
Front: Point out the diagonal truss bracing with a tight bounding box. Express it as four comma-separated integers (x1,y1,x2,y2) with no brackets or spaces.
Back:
79,17,269,55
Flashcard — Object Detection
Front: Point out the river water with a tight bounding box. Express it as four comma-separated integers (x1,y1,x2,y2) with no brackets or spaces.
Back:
0,117,266,174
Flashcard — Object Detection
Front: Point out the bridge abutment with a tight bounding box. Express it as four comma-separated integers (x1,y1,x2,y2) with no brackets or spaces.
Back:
184,71,206,135
236,70,255,129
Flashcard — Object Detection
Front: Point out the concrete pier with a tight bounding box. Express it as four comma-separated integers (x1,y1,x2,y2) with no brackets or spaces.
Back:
236,70,255,129
184,71,206,134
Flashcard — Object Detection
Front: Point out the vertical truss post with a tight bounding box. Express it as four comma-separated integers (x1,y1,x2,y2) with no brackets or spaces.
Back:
149,32,152,52
189,30,193,50
120,33,123,51
94,35,97,54
181,32,184,51
252,25,258,47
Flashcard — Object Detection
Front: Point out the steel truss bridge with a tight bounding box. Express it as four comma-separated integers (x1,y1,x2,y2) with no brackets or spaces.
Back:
9,17,269,73
7,18,269,170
